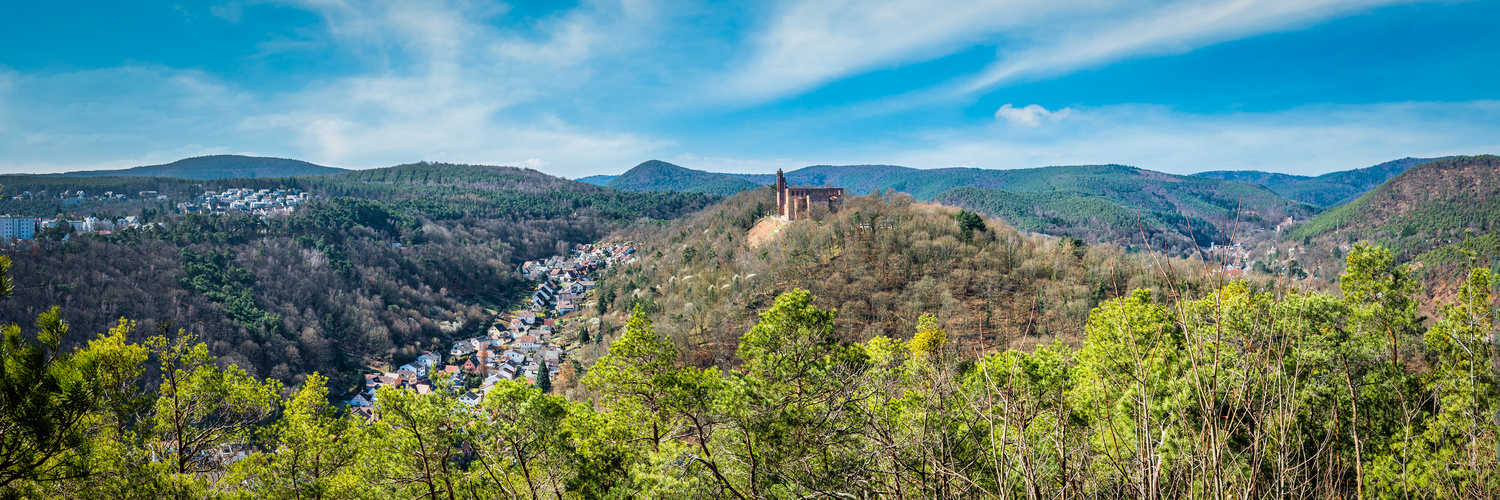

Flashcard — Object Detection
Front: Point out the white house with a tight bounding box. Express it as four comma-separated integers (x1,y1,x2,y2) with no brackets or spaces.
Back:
416,352,442,369
398,362,428,378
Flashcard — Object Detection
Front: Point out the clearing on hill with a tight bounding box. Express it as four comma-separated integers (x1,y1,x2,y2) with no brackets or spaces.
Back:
747,217,787,247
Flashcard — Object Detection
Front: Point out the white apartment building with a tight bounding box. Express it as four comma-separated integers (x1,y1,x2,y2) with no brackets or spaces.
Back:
0,215,37,242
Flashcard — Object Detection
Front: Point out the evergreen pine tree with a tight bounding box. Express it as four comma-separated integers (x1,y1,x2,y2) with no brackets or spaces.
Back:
537,364,552,393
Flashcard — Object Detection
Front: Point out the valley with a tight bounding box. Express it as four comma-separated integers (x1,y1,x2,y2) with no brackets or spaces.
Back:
2,153,1499,498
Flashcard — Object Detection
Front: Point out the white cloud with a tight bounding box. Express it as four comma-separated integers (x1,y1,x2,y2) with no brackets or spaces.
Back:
961,0,1425,92
722,0,1429,103
0,1,678,175
994,103,1072,127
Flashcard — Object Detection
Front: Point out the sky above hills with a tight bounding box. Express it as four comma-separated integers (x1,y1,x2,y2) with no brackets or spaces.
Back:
1,0,1497,177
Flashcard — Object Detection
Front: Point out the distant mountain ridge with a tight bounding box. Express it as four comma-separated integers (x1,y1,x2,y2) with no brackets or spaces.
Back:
48,154,347,179
592,159,1317,253
728,165,919,195
1196,157,1449,207
606,160,759,196
575,175,618,186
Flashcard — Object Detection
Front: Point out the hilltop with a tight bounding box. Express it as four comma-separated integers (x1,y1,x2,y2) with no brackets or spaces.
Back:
47,154,347,179
605,160,759,195
593,188,1212,364
1196,157,1447,207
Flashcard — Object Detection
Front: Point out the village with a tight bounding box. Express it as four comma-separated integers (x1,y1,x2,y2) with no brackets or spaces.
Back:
344,241,636,418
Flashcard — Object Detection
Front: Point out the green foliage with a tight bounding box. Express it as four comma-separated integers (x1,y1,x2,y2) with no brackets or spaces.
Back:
0,307,101,488
537,364,553,393
0,255,12,298
178,248,282,333
228,372,364,499
10,243,1500,498
954,209,985,241
146,332,281,478
908,313,947,358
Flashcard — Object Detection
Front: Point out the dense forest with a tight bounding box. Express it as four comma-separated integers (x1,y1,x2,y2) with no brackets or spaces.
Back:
932,186,1224,253
3,237,1497,498
0,164,714,390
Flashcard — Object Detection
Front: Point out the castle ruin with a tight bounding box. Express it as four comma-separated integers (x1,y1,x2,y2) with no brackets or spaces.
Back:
776,169,843,220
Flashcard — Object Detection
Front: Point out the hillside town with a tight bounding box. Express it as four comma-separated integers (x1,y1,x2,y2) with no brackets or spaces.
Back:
346,242,637,418
0,188,316,247
177,187,310,216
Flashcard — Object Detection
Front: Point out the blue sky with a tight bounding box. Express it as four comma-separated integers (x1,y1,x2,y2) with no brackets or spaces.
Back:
1,0,1497,177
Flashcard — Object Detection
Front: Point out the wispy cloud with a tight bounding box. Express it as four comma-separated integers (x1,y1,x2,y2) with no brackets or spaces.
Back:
961,0,1425,93
0,1,676,174
721,0,1429,103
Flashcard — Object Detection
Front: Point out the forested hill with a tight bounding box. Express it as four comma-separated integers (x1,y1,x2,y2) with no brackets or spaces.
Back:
1286,155,1500,287
929,165,1315,254
932,187,1224,253
46,154,347,179
584,187,1211,366
605,160,759,195
0,162,714,389
304,162,722,221
1196,156,1448,207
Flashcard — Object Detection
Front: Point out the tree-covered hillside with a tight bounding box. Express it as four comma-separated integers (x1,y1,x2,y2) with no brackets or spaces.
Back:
0,162,714,389
46,154,347,179
584,187,1213,367
605,160,759,195
932,186,1224,252
925,165,1316,254
1289,155,1500,257
1197,156,1447,207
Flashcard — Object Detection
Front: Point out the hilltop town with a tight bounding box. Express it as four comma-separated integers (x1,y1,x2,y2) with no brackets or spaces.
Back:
347,242,636,417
